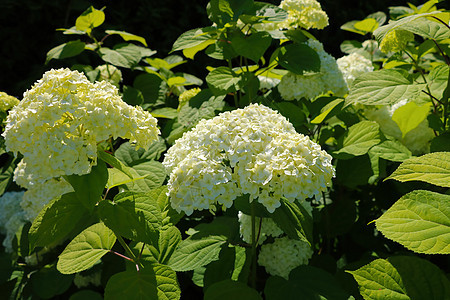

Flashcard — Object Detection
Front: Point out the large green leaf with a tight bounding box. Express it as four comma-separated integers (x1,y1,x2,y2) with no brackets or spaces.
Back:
376,190,450,254
230,31,271,63
265,266,352,300
392,102,431,137
98,192,162,244
64,160,108,211
46,40,85,63
29,192,91,250
333,121,381,157
272,199,313,245
168,235,227,272
387,152,450,187
277,43,321,75
345,69,427,106
158,226,182,264
204,279,262,300
207,0,254,26
133,73,163,104
104,264,180,300
150,186,184,226
114,139,167,165
31,264,74,299
100,44,156,69
368,140,412,162
348,256,450,300
57,222,116,274
206,66,241,95
172,27,217,52
124,161,166,192
374,11,450,42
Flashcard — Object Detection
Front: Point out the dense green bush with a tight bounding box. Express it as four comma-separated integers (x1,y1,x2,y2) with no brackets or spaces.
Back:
0,0,449,299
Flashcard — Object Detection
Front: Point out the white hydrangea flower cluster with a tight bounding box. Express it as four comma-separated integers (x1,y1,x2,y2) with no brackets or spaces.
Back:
163,103,335,215
278,39,348,100
238,211,284,245
279,0,329,30
364,100,435,154
257,75,281,91
3,68,160,183
337,52,374,88
0,191,26,252
258,236,313,279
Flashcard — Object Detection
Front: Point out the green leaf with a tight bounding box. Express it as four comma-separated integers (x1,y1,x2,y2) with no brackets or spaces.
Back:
207,0,254,26
341,20,368,35
311,98,344,124
98,192,162,244
348,256,450,300
133,73,164,104
124,161,166,192
354,18,379,34
31,264,74,299
46,40,85,63
277,43,321,75
265,266,352,300
374,11,450,42
64,160,108,211
105,30,148,46
392,102,431,137
150,186,184,226
75,6,105,33
369,140,412,162
151,107,178,119
270,101,307,127
0,158,15,196
29,192,91,250
168,235,227,272
115,139,166,167
158,226,182,264
57,222,116,274
376,190,450,254
100,44,156,69
104,264,180,300
178,89,225,128
98,150,134,179
430,132,450,152
206,66,241,95
230,31,272,63
333,121,381,157
345,69,427,106
387,152,450,187
272,199,313,245
204,279,262,300
172,27,216,52
183,39,217,59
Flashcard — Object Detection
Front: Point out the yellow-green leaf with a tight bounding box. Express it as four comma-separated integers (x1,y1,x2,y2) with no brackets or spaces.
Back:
392,102,431,137
387,152,450,187
75,6,105,33
57,222,116,274
105,30,147,46
376,190,450,254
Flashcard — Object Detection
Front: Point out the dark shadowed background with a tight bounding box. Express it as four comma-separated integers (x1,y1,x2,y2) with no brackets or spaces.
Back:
0,0,428,98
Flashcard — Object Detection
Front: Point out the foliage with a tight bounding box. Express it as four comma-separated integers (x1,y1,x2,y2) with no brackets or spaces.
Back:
0,0,449,299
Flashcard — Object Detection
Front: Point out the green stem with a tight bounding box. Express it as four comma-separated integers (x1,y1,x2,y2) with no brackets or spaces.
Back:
250,200,257,289
115,233,142,271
